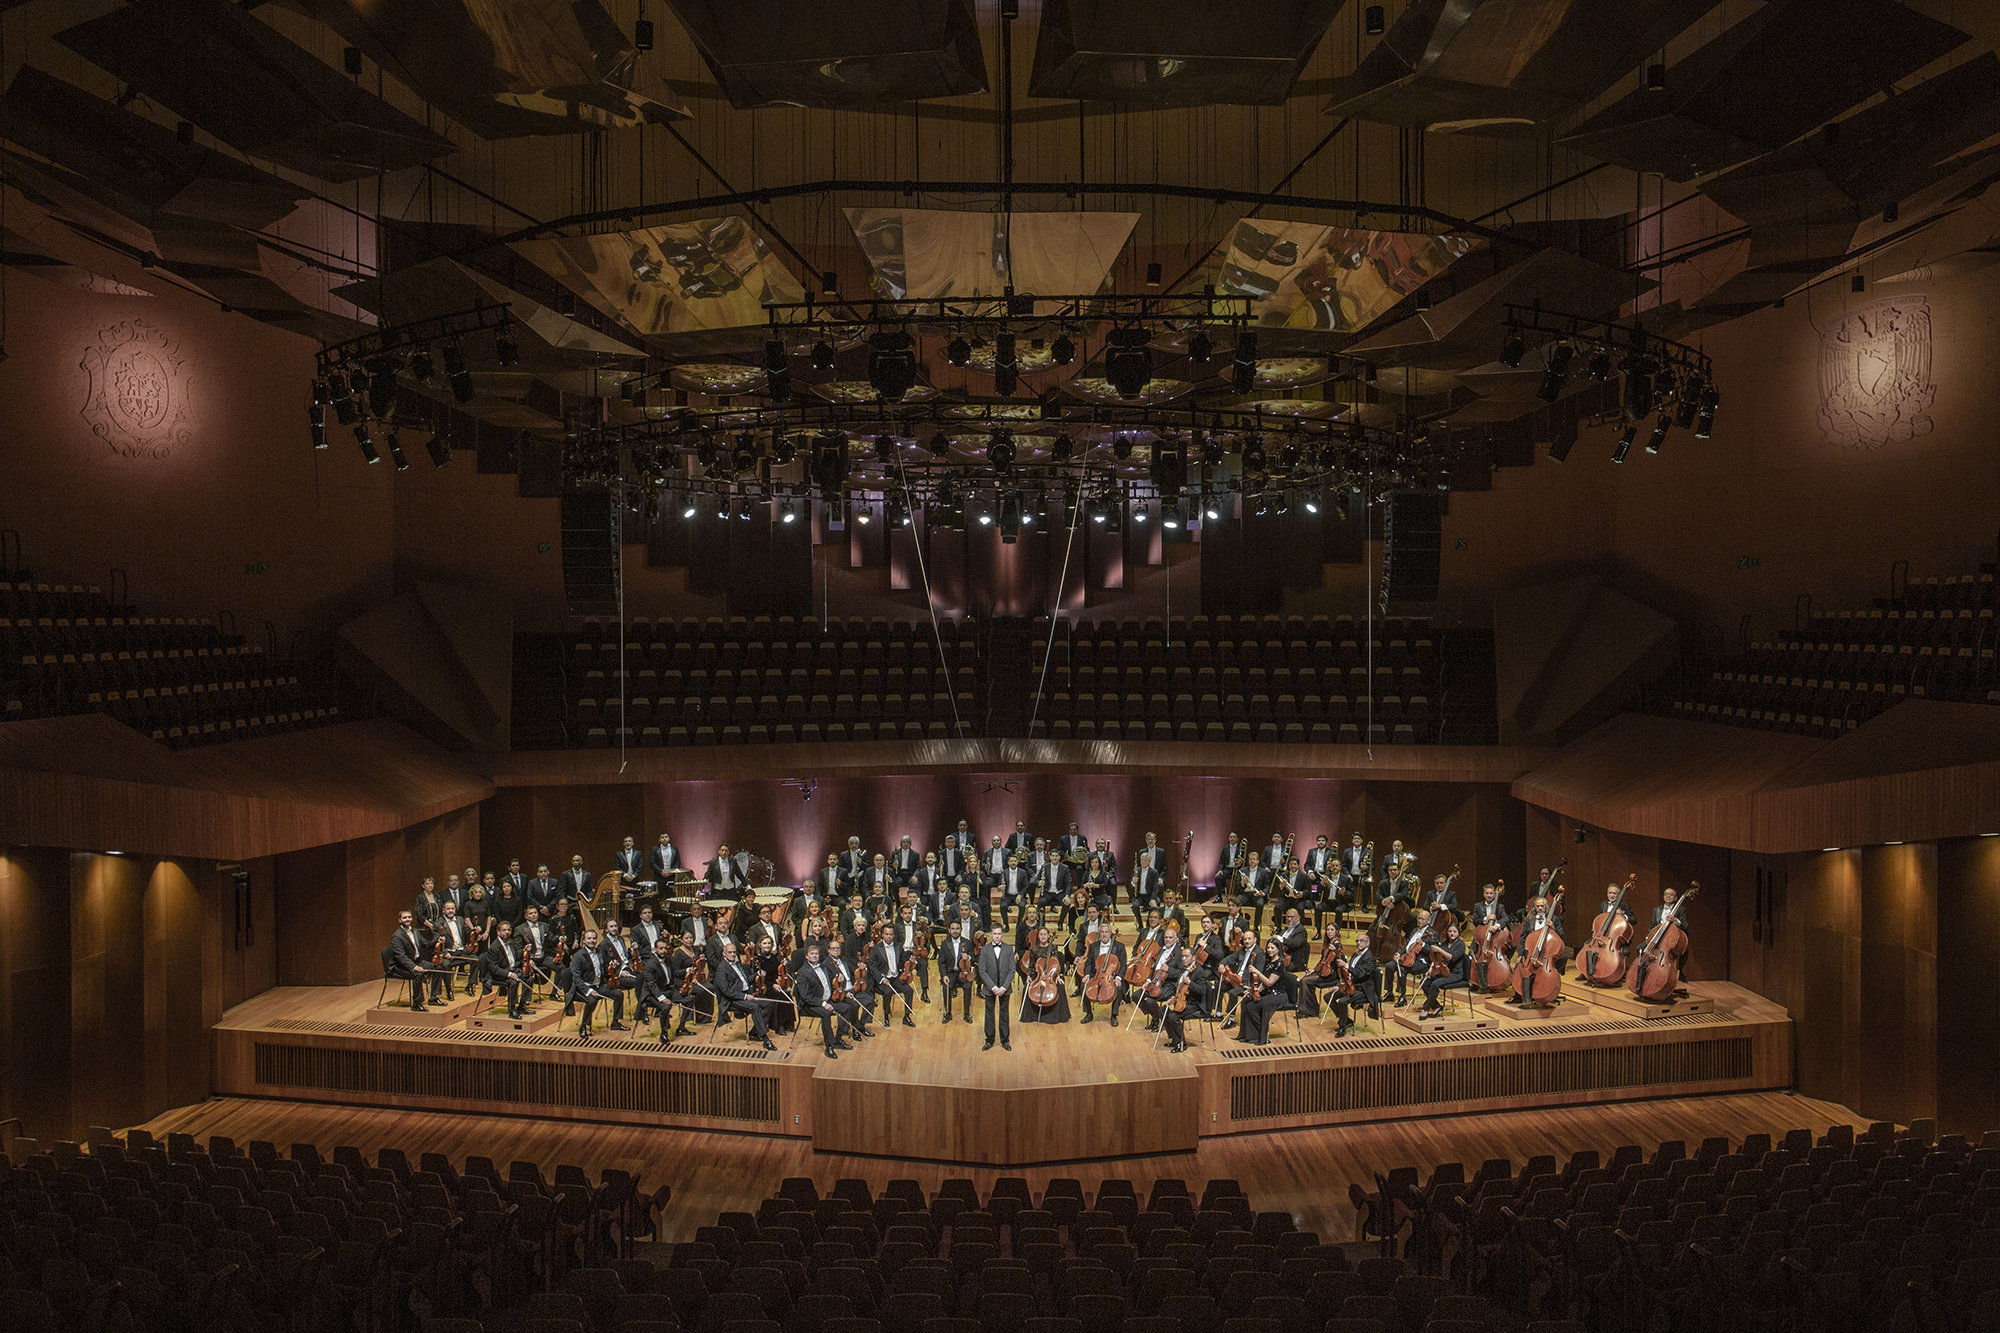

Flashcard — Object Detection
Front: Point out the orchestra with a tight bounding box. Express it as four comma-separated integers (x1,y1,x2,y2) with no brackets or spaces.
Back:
380,823,1698,1054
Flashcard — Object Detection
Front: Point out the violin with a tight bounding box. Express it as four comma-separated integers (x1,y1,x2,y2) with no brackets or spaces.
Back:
1397,922,1434,969
1510,888,1567,1005
961,932,984,985
1026,951,1062,1007
829,962,848,1003
1579,873,1639,987
1628,883,1699,1003
1426,942,1455,979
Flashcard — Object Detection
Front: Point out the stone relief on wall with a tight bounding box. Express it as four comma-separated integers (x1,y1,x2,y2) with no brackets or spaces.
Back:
80,319,193,459
1817,296,1935,449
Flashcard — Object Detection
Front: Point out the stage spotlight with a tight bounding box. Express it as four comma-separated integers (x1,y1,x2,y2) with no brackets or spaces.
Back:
634,14,653,48
1278,441,1301,471
386,432,409,471
1051,435,1074,461
928,434,950,459
1112,436,1133,461
856,504,872,525
494,331,520,366
1106,326,1154,398
867,329,918,401
444,343,474,403
887,497,909,528
780,499,797,524
1304,491,1322,514
732,434,758,471
716,495,730,519
1051,332,1076,366
1675,372,1706,431
765,338,791,399
810,339,836,372
1205,497,1221,521
683,500,698,520
407,348,434,383
1586,346,1612,382
978,510,993,526
329,373,359,424
1090,496,1108,524
1365,4,1385,34
771,431,796,466
1241,434,1267,472
946,335,972,367
697,436,719,469
994,333,1019,396
1623,355,1657,417
1613,419,1637,463
874,435,896,464
1646,62,1667,92
1647,414,1671,455
308,405,327,448
1134,504,1149,523
1188,329,1213,363
1163,503,1183,529
1106,498,1123,534
1275,492,1290,515
1694,387,1718,438
366,359,399,418
1500,325,1527,369
426,436,452,467
810,433,846,488
1538,341,1574,402
988,428,1017,469
1231,329,1258,394
1254,494,1270,517
355,423,379,464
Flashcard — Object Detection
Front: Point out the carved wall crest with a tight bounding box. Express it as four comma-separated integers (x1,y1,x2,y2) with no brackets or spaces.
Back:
1817,295,1935,449
80,319,194,459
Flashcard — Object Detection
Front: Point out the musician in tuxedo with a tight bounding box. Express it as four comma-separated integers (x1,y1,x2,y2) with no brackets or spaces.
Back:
1094,837,1119,883
1378,839,1412,893
598,922,642,999
1417,922,1470,1020
429,902,475,1001
1140,931,1200,1052
980,835,1009,888
1466,883,1510,936
568,930,625,1037
1076,923,1127,1026
648,833,681,881
1421,874,1460,922
890,904,932,1002
890,836,922,886
1158,889,1191,941
975,931,1015,1051
562,855,592,906
704,844,749,899
837,837,868,889
910,852,949,924
628,904,668,956
1304,835,1336,927
437,873,468,916
1652,885,1691,969
1237,851,1273,932
952,884,992,934
1192,912,1228,969
1391,910,1436,1007
812,853,846,903
824,937,874,1030
1336,835,1369,911
1004,822,1033,857
517,907,556,994
1273,907,1312,972
413,877,447,938
950,820,976,857
1033,855,1068,910
791,881,829,936
743,903,784,960
995,853,1029,929
503,859,529,902
1028,837,1053,875
384,911,431,1012
935,919,974,1022
485,921,529,1019
1131,834,1169,915
1595,883,1638,927
636,939,677,1044
939,834,970,890
1262,833,1288,881
1217,930,1260,1028
1056,823,1089,863
857,853,896,904
714,941,777,1049
1329,933,1380,1035
1277,855,1312,928
1213,833,1248,901
615,837,645,889
525,865,561,913
869,924,919,1026
794,941,860,1057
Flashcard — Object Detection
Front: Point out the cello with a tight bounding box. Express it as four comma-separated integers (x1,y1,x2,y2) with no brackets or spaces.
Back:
1026,948,1062,1008
1578,873,1639,987
1628,883,1699,1003
1084,936,1121,1005
1510,888,1567,1006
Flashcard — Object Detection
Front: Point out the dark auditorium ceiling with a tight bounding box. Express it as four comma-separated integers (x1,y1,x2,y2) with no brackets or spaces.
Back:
2,0,1997,493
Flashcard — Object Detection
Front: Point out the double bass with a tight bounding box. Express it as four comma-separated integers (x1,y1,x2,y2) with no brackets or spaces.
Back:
1510,888,1567,1006
1578,874,1639,987
1471,908,1513,993
1628,883,1699,1003
1426,864,1462,931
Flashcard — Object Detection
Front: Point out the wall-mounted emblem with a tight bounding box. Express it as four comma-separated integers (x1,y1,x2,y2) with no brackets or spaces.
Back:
1817,296,1934,449
80,319,193,458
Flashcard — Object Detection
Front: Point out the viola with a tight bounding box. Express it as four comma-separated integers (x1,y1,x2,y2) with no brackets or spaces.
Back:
1510,888,1567,1006
828,962,848,1003
1168,944,1208,1013
1397,923,1434,970
1628,883,1699,1004
1578,873,1639,987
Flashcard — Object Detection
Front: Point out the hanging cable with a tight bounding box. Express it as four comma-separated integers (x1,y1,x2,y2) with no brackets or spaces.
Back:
893,457,964,739
1028,482,1086,735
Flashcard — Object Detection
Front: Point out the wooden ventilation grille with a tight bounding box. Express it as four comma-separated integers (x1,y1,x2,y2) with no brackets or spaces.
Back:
253,1042,780,1122
1228,1035,1754,1122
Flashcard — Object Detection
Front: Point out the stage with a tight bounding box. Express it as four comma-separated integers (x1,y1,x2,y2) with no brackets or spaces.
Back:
211,974,1792,1166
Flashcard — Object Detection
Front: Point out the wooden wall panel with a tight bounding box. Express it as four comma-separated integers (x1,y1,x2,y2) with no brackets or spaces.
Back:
274,842,351,987
406,804,481,893
0,847,72,1140
143,860,207,1121
202,857,277,1026
70,853,148,1134
1857,843,1936,1128
1790,849,1862,1116
344,831,410,986
1937,835,2000,1136
1658,839,1731,982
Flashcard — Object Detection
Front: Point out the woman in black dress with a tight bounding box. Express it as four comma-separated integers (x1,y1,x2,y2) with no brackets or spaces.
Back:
1018,925,1072,1024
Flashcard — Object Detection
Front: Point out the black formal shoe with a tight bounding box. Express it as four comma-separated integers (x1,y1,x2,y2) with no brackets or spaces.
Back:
901,1016,915,1027
1081,1013,1094,1025
825,1047,839,1059
984,1040,995,1051
1001,1041,1012,1051
1335,1023,1352,1037
609,1023,630,1031
835,1039,854,1051
564,1004,577,1017
761,1037,776,1051
659,1032,672,1045
941,1013,952,1024
921,994,931,1004
577,1027,591,1040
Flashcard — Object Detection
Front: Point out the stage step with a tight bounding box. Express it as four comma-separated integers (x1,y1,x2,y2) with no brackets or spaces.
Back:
366,993,476,1027
1486,993,1593,1021
1563,977,1717,1019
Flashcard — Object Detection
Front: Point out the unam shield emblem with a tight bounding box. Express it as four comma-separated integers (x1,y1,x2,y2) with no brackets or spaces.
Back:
81,320,193,458
1816,296,1934,450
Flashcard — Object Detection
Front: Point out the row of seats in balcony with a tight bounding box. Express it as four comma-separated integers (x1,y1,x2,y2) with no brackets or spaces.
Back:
1029,718,1431,745
1033,613,1434,645
1875,568,1997,615
1039,664,1436,698
1034,690,1433,726
1054,637,1435,675
574,637,976,676
575,692,973,727
0,576,119,622
1785,607,1996,654
571,666,978,706
572,614,981,646
0,614,231,662
585,719,977,747
11,640,272,695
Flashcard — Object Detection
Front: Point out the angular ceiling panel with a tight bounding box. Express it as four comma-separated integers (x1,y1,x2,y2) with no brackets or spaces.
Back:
512,219,806,342
1558,0,1969,181
845,208,1136,301
1029,0,1341,107
1209,220,1480,332
1322,0,1713,133
292,0,687,139
55,0,458,184
1347,248,1645,370
665,0,986,109
0,226,151,296
335,257,641,363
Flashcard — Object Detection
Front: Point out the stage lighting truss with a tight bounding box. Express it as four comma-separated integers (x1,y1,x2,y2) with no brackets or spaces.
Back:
1500,303,1719,451
314,302,516,422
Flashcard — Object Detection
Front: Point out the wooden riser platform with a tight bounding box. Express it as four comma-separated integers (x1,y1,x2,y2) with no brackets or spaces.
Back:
1563,978,1717,1019
213,980,1790,1167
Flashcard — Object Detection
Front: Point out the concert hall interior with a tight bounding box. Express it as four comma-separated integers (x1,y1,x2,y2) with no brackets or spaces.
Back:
5,1,2000,1329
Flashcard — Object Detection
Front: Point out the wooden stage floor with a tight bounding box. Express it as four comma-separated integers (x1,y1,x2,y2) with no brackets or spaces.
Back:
213,976,1792,1167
